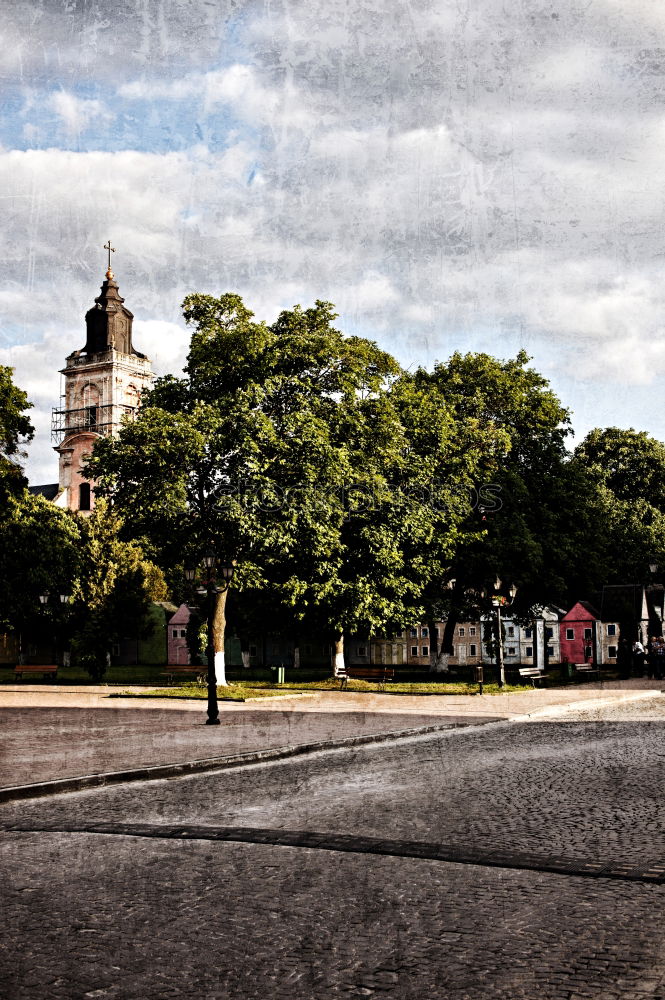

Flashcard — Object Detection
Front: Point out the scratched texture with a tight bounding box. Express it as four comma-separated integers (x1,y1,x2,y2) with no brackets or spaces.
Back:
0,0,664,480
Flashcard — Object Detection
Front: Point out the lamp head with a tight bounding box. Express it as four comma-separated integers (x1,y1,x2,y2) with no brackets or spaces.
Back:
201,549,217,571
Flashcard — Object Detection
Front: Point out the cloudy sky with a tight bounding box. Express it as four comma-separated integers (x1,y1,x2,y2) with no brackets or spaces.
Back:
2,0,665,483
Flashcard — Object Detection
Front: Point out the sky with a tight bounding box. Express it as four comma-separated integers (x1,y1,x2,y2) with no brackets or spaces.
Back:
2,0,665,484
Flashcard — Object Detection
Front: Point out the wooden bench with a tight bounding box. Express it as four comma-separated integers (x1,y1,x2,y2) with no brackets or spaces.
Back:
574,663,600,680
518,666,546,687
337,665,395,689
14,664,58,681
161,665,205,684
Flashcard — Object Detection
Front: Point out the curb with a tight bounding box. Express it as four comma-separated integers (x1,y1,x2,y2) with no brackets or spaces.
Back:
509,687,664,723
0,719,483,803
1,687,660,804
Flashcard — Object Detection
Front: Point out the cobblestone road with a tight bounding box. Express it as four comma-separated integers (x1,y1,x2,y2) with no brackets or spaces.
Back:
2,696,665,998
1,680,658,789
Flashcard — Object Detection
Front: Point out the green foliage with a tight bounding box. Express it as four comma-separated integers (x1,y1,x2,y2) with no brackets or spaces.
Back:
0,492,80,632
88,294,440,647
414,350,607,620
573,427,665,582
70,500,168,680
0,366,34,501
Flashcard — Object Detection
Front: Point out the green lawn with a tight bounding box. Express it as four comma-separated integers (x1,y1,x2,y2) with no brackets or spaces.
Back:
111,682,303,702
110,677,529,699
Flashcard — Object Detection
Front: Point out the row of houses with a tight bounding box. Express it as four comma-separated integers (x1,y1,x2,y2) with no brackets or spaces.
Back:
3,584,662,671
353,585,664,670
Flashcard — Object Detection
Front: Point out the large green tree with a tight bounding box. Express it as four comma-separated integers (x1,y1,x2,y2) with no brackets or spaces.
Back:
573,427,665,583
0,493,80,642
89,294,430,679
409,351,609,668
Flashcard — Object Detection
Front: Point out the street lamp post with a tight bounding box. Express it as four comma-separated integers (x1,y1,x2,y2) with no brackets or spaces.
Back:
490,578,518,689
185,550,234,726
39,592,72,666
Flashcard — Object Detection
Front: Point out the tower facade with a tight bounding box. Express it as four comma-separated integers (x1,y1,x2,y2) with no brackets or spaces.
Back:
51,262,153,511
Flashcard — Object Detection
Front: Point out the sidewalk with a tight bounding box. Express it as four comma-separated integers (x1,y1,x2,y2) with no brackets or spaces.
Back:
0,679,661,796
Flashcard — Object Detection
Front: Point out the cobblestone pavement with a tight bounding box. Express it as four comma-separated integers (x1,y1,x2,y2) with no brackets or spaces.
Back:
0,679,659,789
2,696,665,998
2,831,665,1000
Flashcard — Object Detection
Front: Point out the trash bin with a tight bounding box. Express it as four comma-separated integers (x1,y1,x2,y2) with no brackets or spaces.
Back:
563,661,574,680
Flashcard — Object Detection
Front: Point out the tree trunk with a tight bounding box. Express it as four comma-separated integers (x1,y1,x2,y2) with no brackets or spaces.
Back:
212,589,228,685
332,634,345,676
441,615,457,657
428,619,449,673
239,633,251,669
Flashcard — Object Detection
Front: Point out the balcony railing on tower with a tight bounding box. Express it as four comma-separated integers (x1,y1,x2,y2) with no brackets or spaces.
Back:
51,404,136,443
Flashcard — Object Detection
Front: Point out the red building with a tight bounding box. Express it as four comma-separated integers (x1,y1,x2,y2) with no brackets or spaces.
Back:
168,604,191,665
559,601,599,664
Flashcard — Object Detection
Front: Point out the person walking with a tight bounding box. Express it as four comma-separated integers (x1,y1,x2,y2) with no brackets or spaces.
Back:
632,639,646,677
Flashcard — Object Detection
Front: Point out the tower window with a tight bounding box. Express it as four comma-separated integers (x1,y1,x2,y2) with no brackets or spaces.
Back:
79,483,91,511
87,405,97,429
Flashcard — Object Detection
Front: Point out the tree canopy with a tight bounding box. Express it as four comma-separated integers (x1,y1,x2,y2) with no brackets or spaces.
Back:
0,365,34,501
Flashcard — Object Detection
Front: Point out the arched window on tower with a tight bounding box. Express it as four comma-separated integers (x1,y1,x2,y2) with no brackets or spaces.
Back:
79,483,91,511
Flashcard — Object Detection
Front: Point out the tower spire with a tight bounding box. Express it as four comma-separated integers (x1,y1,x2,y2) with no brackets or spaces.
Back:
103,239,115,279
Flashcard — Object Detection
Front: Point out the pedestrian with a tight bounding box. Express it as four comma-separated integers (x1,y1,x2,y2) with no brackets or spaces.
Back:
632,639,646,677
656,640,665,681
647,638,658,679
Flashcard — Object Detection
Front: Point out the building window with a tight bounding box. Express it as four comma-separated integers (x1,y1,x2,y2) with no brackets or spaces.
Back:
410,628,417,638
180,630,187,638
585,646,592,659
507,626,515,637
547,645,554,656
469,627,476,636
469,644,477,656
434,627,440,637
411,646,418,657
608,645,617,658
421,627,428,637
525,646,533,657
172,629,178,638
584,627,592,640
507,647,516,655
607,624,616,636
422,646,429,657
524,628,532,638
357,646,367,657
459,627,465,636
566,629,575,640
78,482,91,511
546,627,554,639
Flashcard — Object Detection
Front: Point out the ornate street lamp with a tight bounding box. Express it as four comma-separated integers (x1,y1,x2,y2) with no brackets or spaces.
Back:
185,551,235,726
490,578,518,689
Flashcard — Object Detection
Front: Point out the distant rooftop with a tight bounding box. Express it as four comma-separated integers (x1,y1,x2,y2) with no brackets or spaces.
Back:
28,484,60,501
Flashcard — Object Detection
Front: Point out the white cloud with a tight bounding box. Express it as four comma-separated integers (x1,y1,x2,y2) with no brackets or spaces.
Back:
4,0,665,470
47,91,113,136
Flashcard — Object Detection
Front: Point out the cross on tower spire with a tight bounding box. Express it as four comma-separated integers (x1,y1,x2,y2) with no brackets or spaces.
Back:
103,239,115,279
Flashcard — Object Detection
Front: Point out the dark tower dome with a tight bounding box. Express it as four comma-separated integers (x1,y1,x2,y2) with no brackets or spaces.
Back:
83,265,145,358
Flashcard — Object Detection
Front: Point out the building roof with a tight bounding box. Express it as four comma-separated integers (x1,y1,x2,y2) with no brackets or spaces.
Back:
561,600,600,622
28,483,60,501
168,603,192,625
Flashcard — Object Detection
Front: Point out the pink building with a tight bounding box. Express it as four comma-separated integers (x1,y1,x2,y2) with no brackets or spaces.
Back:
168,604,191,665
559,601,599,664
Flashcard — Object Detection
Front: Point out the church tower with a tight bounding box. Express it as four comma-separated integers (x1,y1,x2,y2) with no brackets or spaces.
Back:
51,245,154,511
